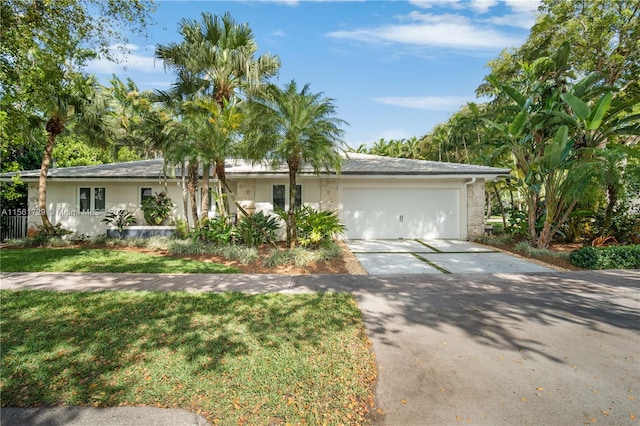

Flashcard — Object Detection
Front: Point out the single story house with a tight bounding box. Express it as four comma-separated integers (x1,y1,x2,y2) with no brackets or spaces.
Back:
1,153,509,240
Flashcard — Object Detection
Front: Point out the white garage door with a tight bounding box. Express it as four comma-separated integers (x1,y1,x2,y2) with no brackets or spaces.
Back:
342,188,461,239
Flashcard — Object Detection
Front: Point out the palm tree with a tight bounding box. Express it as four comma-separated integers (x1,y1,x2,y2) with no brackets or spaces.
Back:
156,12,280,218
244,80,347,248
38,74,114,233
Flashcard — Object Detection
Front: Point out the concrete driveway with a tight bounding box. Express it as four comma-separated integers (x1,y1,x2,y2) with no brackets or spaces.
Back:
347,239,555,274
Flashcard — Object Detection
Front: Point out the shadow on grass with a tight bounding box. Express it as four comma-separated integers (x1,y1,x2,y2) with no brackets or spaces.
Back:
1,290,370,422
0,248,238,273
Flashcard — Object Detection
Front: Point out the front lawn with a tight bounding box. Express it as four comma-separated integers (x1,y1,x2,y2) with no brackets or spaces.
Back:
0,290,377,424
0,248,239,273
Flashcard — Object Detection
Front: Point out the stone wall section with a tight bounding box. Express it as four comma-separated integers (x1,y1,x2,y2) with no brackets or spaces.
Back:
466,179,486,239
319,179,338,212
236,179,255,203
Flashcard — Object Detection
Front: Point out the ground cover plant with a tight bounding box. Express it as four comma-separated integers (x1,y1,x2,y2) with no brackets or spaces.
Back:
570,245,640,270
0,290,377,424
0,248,239,273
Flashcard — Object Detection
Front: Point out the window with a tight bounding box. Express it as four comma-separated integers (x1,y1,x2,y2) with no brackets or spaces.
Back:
273,185,285,209
141,187,153,203
273,184,302,209
294,185,302,208
79,188,91,212
94,188,106,212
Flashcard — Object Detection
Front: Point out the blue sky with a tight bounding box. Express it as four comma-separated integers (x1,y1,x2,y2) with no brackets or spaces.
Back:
87,0,541,148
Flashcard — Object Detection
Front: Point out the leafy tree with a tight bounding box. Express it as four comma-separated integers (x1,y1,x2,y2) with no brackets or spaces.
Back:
243,80,346,248
1,0,155,233
486,42,640,248
478,0,639,98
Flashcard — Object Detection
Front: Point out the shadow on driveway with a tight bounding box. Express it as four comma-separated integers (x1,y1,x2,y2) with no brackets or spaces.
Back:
293,271,640,425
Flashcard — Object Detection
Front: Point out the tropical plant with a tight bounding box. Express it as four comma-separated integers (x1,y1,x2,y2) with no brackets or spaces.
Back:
236,211,280,247
278,206,346,248
156,12,281,219
141,192,173,226
244,80,346,248
101,209,137,232
190,217,237,245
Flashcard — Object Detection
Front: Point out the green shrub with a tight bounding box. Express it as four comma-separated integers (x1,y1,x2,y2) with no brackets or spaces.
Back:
141,191,173,225
191,217,237,245
101,209,137,232
277,206,346,248
236,211,280,247
570,245,640,269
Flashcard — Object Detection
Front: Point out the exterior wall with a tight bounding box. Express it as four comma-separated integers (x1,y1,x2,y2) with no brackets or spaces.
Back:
320,178,338,211
466,179,486,239
27,181,186,236
252,177,322,214
25,175,489,240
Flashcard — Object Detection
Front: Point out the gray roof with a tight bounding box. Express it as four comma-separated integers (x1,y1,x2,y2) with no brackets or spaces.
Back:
1,153,510,181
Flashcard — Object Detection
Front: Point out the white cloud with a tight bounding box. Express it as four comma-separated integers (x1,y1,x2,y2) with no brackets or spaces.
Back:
408,0,463,9
487,13,536,29
86,44,162,75
470,0,498,14
374,95,471,111
504,0,541,13
328,12,518,50
272,30,286,37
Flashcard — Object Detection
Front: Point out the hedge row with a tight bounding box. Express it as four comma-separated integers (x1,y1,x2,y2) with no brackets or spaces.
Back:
570,245,640,270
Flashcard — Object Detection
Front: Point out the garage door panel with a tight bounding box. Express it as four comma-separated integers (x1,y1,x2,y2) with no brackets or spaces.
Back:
343,188,460,239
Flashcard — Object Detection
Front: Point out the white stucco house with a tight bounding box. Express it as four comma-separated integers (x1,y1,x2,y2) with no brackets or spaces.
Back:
1,153,509,240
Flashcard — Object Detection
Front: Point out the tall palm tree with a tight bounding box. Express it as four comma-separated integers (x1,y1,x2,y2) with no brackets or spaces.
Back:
156,12,280,218
38,74,113,233
244,80,347,248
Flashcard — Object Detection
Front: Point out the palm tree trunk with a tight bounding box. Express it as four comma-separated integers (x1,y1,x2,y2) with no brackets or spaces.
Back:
287,160,299,248
187,161,200,230
39,118,64,234
214,159,229,217
200,162,210,223
181,160,190,230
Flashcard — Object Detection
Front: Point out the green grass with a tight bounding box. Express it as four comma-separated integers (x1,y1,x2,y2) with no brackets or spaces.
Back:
0,248,239,273
0,290,376,424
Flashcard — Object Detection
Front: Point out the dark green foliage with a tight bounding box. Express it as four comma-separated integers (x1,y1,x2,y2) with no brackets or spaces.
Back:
236,211,280,247
278,206,346,248
101,209,137,232
570,245,640,270
191,217,237,245
141,192,173,225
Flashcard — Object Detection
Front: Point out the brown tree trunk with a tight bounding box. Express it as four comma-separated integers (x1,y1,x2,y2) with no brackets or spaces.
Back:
494,186,507,230
527,193,538,241
200,162,210,223
39,117,64,234
187,161,200,230
287,159,299,249
214,159,229,217
181,161,190,230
